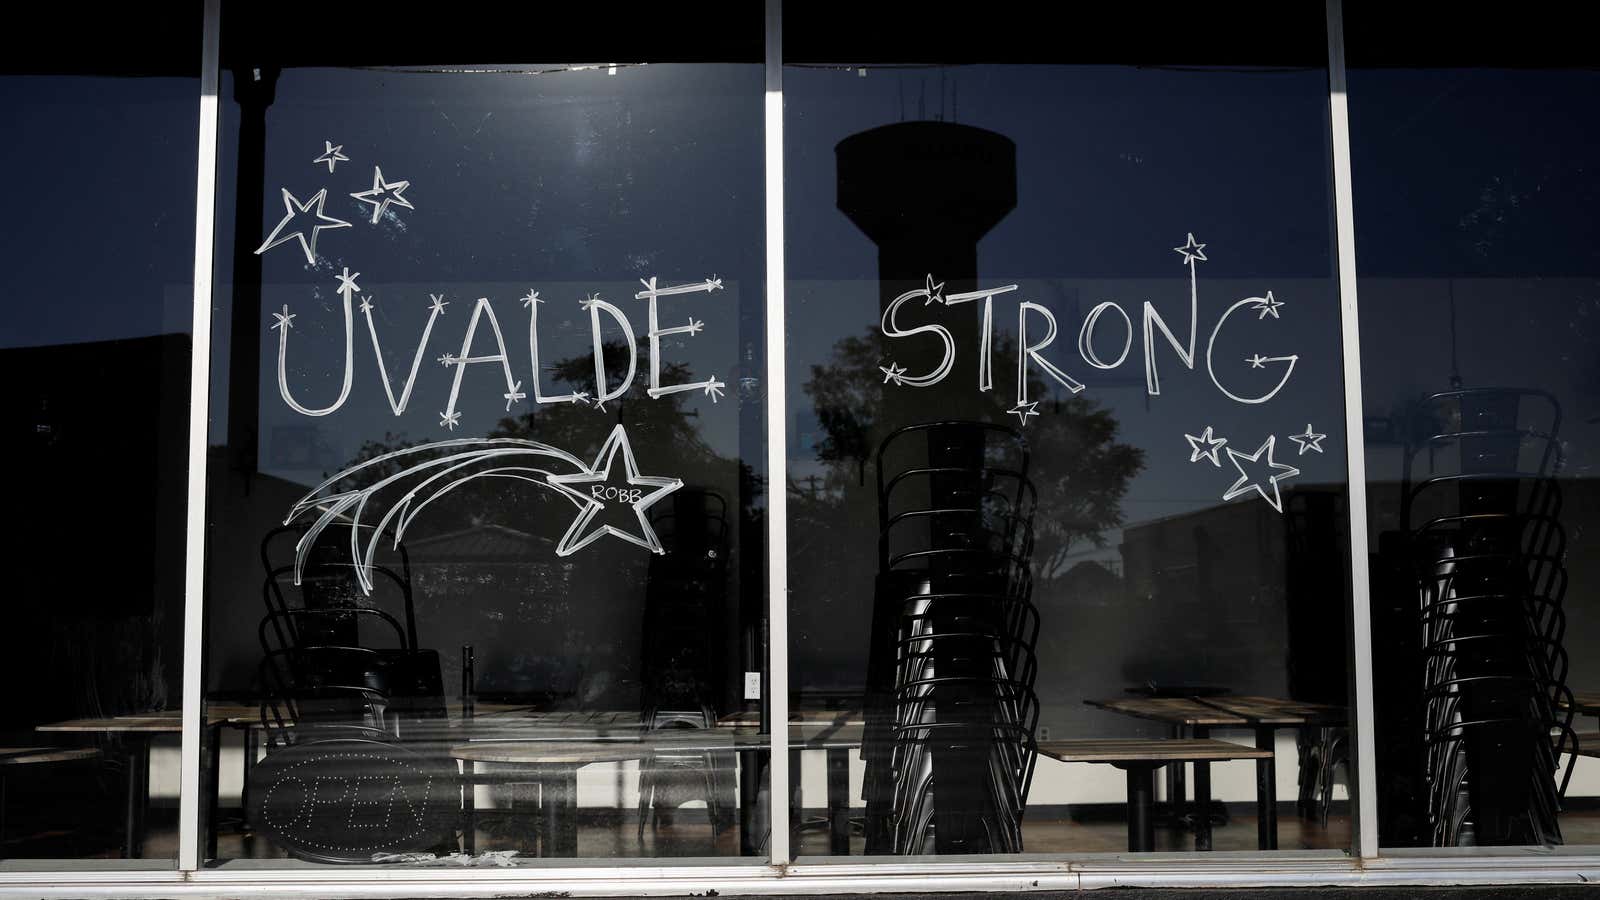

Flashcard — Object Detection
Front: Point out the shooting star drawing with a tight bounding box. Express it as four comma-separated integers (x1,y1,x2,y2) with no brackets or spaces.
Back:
284,424,683,593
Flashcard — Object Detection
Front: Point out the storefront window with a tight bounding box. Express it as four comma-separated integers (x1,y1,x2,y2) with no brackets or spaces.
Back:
0,5,198,866
200,7,767,865
783,4,1355,857
1348,9,1600,851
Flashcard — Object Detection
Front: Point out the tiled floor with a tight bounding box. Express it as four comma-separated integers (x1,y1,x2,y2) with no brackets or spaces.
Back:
34,804,1600,862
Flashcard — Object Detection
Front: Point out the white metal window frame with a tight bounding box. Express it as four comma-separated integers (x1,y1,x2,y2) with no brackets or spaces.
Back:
0,0,1596,893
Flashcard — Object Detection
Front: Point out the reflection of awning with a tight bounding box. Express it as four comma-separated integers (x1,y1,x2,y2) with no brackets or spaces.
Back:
405,524,553,563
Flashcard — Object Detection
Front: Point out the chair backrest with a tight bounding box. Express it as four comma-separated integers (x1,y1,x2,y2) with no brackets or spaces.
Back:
262,524,418,650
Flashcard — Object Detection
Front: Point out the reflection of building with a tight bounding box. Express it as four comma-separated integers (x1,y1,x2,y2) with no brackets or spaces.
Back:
1113,486,1347,700
0,334,189,727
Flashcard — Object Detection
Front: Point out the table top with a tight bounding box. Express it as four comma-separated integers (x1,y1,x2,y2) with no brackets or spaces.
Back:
451,723,865,764
1194,696,1347,726
1563,692,1600,716
37,716,185,734
716,709,865,728
1084,695,1345,728
1083,697,1249,727
451,740,653,764
0,746,101,765
1037,738,1273,764
36,701,542,735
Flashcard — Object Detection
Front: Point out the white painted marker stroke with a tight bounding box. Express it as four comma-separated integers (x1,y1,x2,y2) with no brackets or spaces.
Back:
523,289,590,406
634,275,727,402
272,267,359,416
361,292,447,416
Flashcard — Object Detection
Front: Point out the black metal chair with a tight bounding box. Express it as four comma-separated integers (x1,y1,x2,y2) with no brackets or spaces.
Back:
636,490,737,838
1398,388,1575,846
862,422,1040,855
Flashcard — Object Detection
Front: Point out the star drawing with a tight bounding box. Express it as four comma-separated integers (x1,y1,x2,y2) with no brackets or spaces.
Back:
313,141,349,173
429,293,449,315
923,273,946,305
1222,435,1301,513
1173,233,1208,265
1184,426,1228,466
544,424,684,556
1008,400,1040,426
503,383,526,409
880,362,909,385
350,166,414,225
1288,423,1327,455
1252,291,1285,320
254,187,351,265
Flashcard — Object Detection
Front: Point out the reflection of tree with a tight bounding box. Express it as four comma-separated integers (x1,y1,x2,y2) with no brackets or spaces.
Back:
801,328,1143,578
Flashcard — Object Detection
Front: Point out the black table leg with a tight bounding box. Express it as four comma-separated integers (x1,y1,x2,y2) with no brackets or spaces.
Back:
1255,726,1278,850
1193,724,1213,851
737,748,762,856
204,724,222,859
1122,764,1158,852
123,737,150,859
462,760,476,855
1166,724,1187,825
239,725,256,833
539,765,579,857
826,747,849,855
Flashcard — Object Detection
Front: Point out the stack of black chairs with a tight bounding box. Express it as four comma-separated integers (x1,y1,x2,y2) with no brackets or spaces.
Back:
636,490,737,837
1401,388,1577,846
246,525,454,862
862,422,1040,855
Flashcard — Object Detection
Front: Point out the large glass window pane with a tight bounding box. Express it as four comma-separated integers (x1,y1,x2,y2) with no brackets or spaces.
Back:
0,5,197,866
1348,6,1600,851
202,5,767,865
784,4,1354,857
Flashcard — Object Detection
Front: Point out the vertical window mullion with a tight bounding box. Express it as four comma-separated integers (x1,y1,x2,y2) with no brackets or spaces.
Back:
179,0,223,873
763,0,791,868
1323,0,1379,861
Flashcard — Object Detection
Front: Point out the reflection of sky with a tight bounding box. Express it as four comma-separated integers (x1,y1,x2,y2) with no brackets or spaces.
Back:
784,63,1347,533
209,64,765,473
0,75,199,349
1350,68,1600,482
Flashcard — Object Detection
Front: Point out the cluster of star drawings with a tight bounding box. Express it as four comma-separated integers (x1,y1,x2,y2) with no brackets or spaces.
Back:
1183,424,1327,513
254,139,414,266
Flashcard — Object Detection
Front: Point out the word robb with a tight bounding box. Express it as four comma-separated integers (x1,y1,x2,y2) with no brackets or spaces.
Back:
879,235,1299,425
272,271,726,429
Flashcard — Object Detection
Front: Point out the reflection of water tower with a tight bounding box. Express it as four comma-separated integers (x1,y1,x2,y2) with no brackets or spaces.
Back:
837,121,1016,428
838,122,1024,854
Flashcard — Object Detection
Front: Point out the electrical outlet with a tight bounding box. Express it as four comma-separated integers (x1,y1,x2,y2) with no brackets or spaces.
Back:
743,671,762,700
1039,726,1050,741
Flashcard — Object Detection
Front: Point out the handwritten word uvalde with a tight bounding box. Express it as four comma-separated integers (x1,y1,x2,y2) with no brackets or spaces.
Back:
880,236,1299,426
271,273,725,430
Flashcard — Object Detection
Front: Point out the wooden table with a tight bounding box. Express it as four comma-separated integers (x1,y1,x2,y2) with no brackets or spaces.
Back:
35,715,191,858
1038,738,1272,852
450,723,865,857
1084,697,1249,849
716,710,863,854
1084,695,1346,851
451,741,651,857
